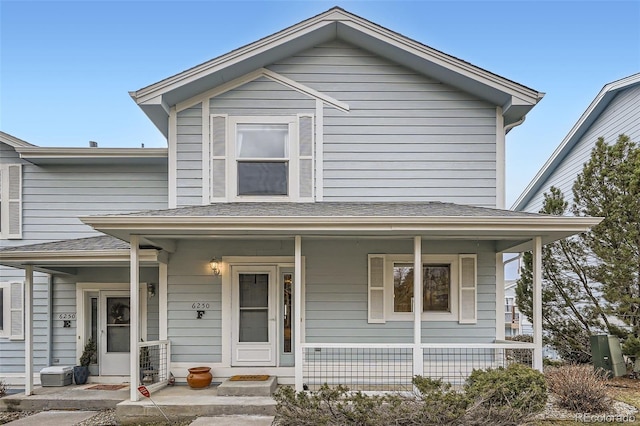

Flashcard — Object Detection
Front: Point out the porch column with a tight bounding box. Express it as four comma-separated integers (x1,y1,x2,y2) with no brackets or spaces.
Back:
130,235,140,401
24,265,33,396
159,262,168,341
413,236,423,377
294,235,303,391
532,236,543,371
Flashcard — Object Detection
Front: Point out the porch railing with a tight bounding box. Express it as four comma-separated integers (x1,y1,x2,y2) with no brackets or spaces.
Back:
301,342,534,391
137,340,171,394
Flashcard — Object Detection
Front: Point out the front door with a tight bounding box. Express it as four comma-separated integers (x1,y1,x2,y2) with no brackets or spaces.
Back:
231,266,277,366
99,291,131,375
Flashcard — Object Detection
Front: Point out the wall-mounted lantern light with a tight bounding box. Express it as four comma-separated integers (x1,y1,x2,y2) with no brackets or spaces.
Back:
210,258,221,276
147,283,156,298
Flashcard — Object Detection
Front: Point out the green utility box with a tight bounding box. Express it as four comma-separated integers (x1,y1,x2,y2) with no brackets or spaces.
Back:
590,334,626,377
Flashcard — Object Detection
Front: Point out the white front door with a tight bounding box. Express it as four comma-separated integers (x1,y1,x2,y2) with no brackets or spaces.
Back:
231,266,277,366
99,291,131,376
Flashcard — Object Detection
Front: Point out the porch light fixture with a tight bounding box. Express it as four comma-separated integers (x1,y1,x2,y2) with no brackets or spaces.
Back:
210,258,221,276
147,283,156,298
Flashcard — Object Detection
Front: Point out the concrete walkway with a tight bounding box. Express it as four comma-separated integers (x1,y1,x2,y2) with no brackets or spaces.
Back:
190,415,275,425
3,411,97,426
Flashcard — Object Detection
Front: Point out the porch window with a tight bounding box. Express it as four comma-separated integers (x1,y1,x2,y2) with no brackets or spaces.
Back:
392,263,451,314
368,254,477,324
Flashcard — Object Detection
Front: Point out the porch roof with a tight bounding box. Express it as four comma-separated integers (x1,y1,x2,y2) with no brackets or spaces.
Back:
0,235,163,274
78,202,601,252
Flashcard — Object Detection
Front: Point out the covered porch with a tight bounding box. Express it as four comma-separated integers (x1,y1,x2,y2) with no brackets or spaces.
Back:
2,202,600,401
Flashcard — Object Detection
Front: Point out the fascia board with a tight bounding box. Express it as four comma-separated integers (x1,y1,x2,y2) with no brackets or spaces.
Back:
132,18,337,105
81,215,602,234
15,147,168,159
0,249,159,264
511,73,640,211
336,20,542,106
0,131,36,148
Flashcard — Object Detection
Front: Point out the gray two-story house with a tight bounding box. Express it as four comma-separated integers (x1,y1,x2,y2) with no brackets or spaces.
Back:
1,7,599,401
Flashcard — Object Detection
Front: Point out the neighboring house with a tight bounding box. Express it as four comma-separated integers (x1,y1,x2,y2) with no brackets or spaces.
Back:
1,7,599,400
504,280,532,337
513,72,640,213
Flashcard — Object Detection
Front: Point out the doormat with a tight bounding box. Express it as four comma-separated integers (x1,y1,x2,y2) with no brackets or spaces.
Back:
86,384,127,391
229,375,270,381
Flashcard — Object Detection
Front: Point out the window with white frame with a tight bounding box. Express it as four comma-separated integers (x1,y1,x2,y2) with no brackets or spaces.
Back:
210,115,314,202
0,164,22,239
368,254,477,324
0,282,24,340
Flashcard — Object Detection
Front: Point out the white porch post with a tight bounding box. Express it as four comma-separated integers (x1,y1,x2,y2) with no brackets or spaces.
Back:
413,236,423,377
532,236,543,372
159,262,168,341
24,265,33,396
130,235,140,401
294,236,303,391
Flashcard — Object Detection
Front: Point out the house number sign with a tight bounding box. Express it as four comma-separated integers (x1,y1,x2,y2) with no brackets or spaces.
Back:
58,313,76,320
191,302,211,310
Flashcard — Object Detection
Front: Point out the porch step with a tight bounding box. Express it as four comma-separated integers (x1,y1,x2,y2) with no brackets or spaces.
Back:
216,376,278,396
0,385,127,412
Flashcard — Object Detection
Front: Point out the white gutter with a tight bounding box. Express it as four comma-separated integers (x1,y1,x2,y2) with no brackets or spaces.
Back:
15,147,168,159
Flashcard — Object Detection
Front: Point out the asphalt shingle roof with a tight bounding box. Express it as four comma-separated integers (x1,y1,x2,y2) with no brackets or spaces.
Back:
0,235,128,253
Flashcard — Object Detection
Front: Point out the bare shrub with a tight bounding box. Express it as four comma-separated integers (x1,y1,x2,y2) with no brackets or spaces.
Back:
0,379,6,397
545,364,609,412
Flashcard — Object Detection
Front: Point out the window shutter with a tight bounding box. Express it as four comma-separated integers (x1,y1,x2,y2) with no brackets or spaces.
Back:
10,282,24,340
210,115,227,200
459,255,477,324
7,164,22,239
298,114,314,200
368,255,385,323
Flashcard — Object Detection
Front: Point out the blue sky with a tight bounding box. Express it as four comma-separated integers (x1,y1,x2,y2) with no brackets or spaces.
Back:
1,0,639,205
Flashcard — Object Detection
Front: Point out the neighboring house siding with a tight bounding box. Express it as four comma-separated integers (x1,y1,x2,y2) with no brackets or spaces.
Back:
521,84,640,213
271,40,497,207
177,104,203,207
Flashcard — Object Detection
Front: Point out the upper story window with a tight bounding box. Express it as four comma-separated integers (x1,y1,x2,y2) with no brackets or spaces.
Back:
236,124,289,196
0,164,22,239
210,115,314,202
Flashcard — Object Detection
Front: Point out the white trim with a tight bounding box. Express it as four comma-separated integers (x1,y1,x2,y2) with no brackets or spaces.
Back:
15,147,167,159
176,68,349,113
495,253,505,340
209,113,228,203
413,237,423,377
168,107,178,208
315,100,324,201
227,116,300,202
495,107,505,209
532,236,543,372
0,131,34,148
383,254,459,322
159,262,168,341
0,164,23,240
24,266,33,396
294,236,303,391
201,101,210,204
0,249,160,264
129,235,140,402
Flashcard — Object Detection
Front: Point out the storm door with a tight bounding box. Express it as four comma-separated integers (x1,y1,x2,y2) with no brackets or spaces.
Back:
99,291,130,375
231,266,277,366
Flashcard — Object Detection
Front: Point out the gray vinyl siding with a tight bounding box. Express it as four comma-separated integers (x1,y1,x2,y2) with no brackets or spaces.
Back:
8,163,168,245
521,84,640,213
177,104,203,207
50,267,159,368
269,40,497,207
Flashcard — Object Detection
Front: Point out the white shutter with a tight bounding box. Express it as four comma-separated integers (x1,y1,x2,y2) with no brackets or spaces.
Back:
459,255,477,324
297,114,314,200
7,164,22,239
368,255,385,323
210,115,227,200
10,282,24,340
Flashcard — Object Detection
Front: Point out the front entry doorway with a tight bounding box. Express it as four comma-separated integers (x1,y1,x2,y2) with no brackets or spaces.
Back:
231,266,277,366
99,291,131,376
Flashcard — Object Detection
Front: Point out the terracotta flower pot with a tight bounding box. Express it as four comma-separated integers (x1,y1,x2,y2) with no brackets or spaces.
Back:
187,366,212,389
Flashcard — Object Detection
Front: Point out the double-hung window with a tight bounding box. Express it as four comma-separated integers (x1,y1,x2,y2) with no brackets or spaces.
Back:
210,115,314,202
236,123,289,196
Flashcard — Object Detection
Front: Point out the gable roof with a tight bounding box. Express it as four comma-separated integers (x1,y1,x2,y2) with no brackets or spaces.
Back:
512,73,640,211
130,7,543,137
0,131,36,148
